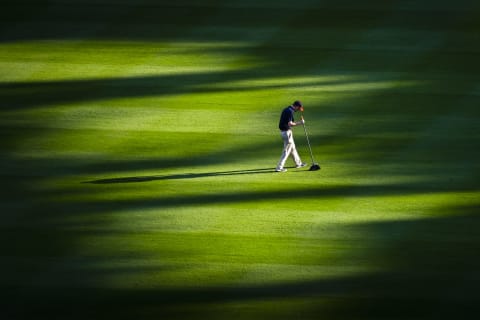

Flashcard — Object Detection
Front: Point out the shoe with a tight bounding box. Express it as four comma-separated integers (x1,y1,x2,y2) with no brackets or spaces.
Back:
275,168,287,172
296,163,307,168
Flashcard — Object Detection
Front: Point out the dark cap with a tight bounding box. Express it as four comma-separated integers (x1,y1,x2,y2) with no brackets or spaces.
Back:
293,100,304,111
293,100,303,107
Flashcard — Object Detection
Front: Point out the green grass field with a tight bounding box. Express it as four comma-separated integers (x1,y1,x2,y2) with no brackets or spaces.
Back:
1,0,480,319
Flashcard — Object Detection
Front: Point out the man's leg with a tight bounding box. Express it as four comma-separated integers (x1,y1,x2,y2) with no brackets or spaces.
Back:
289,136,303,166
276,131,293,170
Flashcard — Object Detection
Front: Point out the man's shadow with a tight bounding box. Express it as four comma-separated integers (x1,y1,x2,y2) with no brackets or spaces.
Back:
84,168,276,184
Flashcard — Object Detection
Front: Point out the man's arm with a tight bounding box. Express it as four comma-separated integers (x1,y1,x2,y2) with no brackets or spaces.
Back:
288,118,305,127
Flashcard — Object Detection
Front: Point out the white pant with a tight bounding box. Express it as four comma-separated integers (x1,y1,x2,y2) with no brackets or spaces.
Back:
277,130,302,169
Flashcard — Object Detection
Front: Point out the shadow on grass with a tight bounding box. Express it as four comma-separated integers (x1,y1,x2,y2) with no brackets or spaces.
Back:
0,69,360,110
0,0,420,43
4,205,479,319
32,180,477,219
85,168,276,184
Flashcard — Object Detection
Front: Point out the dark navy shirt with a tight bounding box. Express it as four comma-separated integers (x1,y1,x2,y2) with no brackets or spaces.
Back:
278,106,295,131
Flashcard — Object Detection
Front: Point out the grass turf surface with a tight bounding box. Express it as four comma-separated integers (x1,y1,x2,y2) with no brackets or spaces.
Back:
1,0,480,319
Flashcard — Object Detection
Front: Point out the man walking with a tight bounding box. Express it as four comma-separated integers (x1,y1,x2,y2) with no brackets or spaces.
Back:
276,100,307,172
